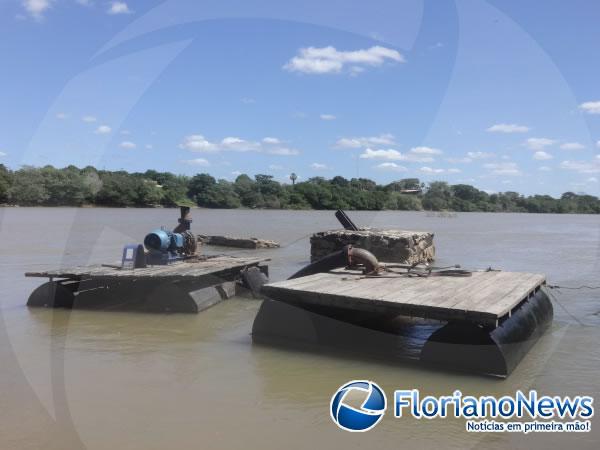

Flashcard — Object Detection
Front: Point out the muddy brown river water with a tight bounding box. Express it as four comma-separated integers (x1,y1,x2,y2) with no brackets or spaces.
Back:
1,208,599,449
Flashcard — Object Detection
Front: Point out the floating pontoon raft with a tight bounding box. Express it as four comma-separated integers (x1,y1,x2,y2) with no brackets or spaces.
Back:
26,256,269,313
254,265,553,377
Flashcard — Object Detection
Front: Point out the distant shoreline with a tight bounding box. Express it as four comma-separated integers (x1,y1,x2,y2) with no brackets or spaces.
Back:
1,165,599,214
1,204,599,215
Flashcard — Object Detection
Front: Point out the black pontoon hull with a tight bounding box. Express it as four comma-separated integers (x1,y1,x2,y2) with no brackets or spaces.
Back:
252,288,553,377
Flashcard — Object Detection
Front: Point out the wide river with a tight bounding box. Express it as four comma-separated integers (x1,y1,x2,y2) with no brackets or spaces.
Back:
1,208,599,450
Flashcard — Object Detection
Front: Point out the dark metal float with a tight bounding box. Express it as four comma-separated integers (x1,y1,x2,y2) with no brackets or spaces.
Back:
25,207,269,313
252,211,552,378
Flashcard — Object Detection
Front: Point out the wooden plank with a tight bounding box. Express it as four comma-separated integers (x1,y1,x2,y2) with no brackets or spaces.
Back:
449,272,533,312
25,256,268,281
487,273,545,317
373,275,499,323
262,269,545,326
383,273,506,323
431,271,508,310
268,273,333,290
376,275,462,306
306,275,373,297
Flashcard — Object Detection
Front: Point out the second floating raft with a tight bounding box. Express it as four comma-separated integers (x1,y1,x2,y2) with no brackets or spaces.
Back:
254,266,552,377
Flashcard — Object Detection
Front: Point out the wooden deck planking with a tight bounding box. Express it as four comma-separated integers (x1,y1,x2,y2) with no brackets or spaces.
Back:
25,256,268,281
262,269,546,326
314,276,380,298
376,275,461,305
376,274,505,322
486,273,545,317
281,273,334,290
432,272,511,310
449,272,539,315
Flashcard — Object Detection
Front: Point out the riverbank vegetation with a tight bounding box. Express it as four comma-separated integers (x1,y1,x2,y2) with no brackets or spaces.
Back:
1,164,599,213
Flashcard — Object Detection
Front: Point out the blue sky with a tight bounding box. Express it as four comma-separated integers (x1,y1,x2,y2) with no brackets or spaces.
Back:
1,0,600,196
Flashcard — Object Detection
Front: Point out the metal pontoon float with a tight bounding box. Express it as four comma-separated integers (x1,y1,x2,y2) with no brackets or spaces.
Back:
252,247,553,377
26,256,269,313
24,206,269,313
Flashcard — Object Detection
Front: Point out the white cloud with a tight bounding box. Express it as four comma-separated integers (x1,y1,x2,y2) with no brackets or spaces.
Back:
596,141,600,149
447,168,461,174
145,144,153,150
284,46,404,75
181,134,299,156
262,137,281,144
94,125,111,134
533,151,553,160
419,166,445,174
410,146,442,155
358,146,440,161
374,162,407,172
487,123,529,133
311,163,329,170
108,1,132,15
241,97,255,104
82,115,97,123
483,162,522,176
359,148,433,163
231,171,242,177
587,177,598,183
335,133,396,148
22,0,51,20
180,135,218,152
267,147,299,156
268,164,283,171
55,112,68,119
538,166,552,172
0,151,7,157
120,130,131,135
579,101,600,115
220,137,261,152
524,137,555,150
466,151,495,159
320,114,336,120
560,142,585,151
181,158,210,167
221,136,244,146
360,148,403,160
119,141,136,149
559,160,600,174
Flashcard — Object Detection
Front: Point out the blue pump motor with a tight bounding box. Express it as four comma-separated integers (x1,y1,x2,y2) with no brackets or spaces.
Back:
124,207,197,267
144,228,185,253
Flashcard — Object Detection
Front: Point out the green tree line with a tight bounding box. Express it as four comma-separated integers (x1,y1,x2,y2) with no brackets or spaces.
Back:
0,164,599,214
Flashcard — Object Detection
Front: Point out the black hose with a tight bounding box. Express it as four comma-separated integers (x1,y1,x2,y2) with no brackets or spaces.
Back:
288,246,351,280
288,246,380,279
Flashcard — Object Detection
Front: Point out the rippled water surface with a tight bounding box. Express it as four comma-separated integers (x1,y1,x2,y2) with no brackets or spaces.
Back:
1,208,599,449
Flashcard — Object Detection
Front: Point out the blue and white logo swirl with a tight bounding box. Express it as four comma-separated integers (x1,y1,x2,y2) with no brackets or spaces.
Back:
330,380,387,432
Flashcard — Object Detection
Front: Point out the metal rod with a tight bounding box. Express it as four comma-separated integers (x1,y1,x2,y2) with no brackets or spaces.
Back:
335,209,359,231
